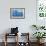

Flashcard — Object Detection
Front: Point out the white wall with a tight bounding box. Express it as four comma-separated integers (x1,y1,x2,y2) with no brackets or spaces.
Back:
0,0,36,42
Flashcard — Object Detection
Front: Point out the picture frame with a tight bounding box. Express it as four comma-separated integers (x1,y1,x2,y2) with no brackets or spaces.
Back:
37,0,46,18
10,8,25,19
36,0,46,26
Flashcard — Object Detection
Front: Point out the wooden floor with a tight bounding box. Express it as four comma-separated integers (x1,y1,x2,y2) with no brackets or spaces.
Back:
0,42,46,46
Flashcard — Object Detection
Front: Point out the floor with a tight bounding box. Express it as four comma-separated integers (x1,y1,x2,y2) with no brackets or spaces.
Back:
0,42,46,46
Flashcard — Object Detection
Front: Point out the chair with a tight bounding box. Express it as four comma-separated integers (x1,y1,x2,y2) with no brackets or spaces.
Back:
18,33,30,46
4,33,18,46
4,27,19,46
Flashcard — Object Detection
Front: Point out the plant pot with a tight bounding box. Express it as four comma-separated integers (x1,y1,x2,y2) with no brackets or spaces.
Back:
37,39,45,44
40,38,45,43
37,39,40,43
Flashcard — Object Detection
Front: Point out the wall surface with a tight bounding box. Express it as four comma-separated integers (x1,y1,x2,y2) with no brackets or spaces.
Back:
0,0,37,42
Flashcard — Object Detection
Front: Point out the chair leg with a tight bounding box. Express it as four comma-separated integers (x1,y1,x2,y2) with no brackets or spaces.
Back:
4,41,7,46
4,33,7,46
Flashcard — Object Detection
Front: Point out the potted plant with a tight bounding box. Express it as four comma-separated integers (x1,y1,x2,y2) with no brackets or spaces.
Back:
33,32,46,43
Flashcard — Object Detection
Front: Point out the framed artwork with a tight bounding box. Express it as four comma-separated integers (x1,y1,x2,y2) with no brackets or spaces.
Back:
36,0,46,26
37,0,46,18
10,8,25,19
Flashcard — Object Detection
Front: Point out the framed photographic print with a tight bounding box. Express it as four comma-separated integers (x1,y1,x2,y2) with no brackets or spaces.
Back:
10,8,25,19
